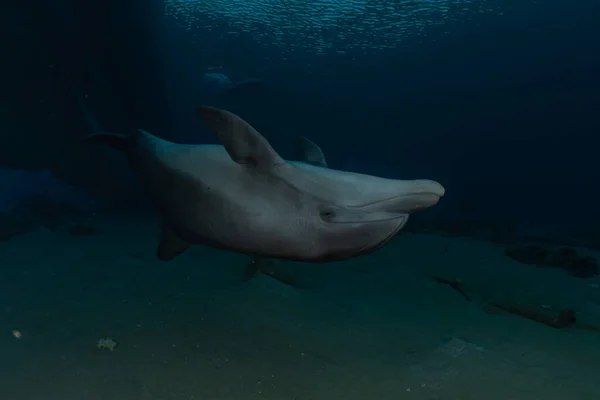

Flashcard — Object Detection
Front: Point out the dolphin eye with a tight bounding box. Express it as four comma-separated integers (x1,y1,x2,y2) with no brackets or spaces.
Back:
320,209,336,220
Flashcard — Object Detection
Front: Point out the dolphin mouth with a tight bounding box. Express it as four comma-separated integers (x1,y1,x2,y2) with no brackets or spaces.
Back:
350,192,444,213
358,214,410,254
393,192,443,212
349,180,445,213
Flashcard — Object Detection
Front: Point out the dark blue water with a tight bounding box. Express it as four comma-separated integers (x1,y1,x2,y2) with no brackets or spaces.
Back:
2,1,600,399
4,0,599,238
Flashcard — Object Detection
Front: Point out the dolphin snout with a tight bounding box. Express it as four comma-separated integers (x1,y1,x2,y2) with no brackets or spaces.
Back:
409,179,445,197
347,179,445,214
395,179,445,213
396,193,440,212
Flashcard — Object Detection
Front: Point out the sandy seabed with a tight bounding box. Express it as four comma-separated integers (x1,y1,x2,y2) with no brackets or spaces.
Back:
1,215,599,400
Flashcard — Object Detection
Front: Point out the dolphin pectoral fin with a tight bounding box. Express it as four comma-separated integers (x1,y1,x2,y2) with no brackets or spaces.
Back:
157,226,190,261
242,257,262,281
241,257,300,288
296,137,328,167
195,106,285,170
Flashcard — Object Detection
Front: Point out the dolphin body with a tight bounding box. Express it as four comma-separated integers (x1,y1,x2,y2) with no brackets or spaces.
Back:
87,106,445,263
201,72,266,99
242,137,332,282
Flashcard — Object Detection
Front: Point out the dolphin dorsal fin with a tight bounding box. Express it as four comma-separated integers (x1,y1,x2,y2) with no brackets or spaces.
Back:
296,137,328,167
196,106,285,170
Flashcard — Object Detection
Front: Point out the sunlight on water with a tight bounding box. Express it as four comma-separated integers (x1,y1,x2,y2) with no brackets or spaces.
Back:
164,0,506,54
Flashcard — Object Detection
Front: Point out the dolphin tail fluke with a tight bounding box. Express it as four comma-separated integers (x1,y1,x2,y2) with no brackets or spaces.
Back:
82,133,131,153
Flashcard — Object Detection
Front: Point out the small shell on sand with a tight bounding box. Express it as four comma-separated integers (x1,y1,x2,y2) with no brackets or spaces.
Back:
96,338,118,351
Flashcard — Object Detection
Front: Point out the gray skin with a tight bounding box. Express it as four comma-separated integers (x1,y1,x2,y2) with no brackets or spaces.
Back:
87,106,445,263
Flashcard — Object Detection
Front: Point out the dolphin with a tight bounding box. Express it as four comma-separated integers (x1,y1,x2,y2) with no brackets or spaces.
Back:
85,106,445,263
201,72,266,99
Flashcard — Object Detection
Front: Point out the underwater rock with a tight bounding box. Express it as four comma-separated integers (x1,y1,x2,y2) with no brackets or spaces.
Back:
0,195,92,241
487,301,600,332
505,245,598,278
549,246,578,266
504,245,549,265
486,301,577,329
546,247,598,278
565,256,598,279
